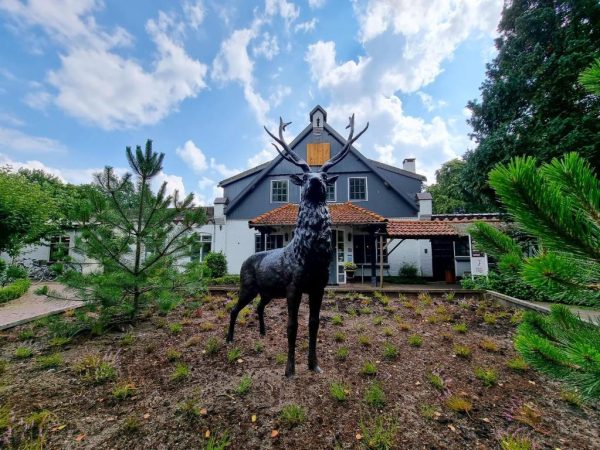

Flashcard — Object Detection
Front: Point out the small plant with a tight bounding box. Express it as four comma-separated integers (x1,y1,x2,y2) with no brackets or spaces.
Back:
347,306,357,316
480,338,499,352
364,381,385,408
408,334,422,347
202,432,231,450
445,395,472,413
383,327,393,337
14,346,33,359
275,353,287,365
453,344,472,358
358,334,372,347
176,398,201,418
119,332,135,347
560,389,584,408
329,381,348,402
499,433,534,450
17,328,35,341
122,416,140,433
374,291,390,306
417,292,432,305
510,310,524,325
0,359,7,375
36,353,62,369
169,323,183,334
205,337,220,355
185,336,201,347
331,314,343,326
474,367,498,387
452,323,468,334
73,355,117,384
34,285,49,295
227,347,242,363
444,292,456,302
49,336,71,347
419,403,437,420
254,341,264,353
235,374,252,396
359,415,397,450
333,331,346,342
506,357,529,372
359,306,372,315
336,347,349,361
200,322,216,332
427,372,445,391
373,316,384,326
397,320,411,331
170,363,190,382
279,404,306,426
483,313,497,325
361,360,377,376
382,342,398,360
225,300,236,312
112,382,136,400
401,299,415,309
166,348,182,361
514,403,542,429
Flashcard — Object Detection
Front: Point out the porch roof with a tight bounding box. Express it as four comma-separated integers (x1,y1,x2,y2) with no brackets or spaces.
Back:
249,202,387,227
386,220,458,239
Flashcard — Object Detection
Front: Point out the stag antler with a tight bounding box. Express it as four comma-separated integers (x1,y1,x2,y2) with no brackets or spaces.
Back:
264,118,310,173
320,114,369,173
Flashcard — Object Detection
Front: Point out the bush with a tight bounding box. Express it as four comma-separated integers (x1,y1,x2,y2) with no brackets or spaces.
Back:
460,271,549,301
399,263,418,278
5,265,27,281
205,252,227,278
209,274,240,285
0,278,30,303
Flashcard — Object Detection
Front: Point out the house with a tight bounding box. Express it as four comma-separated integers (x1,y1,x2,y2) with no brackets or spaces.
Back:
209,105,491,284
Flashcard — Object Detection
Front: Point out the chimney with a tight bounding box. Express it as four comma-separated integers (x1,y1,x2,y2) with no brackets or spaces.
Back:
416,192,432,219
403,158,416,173
213,197,227,224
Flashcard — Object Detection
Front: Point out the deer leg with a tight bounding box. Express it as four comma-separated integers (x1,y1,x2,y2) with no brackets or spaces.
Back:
308,290,324,373
257,296,270,336
285,294,301,377
226,287,256,343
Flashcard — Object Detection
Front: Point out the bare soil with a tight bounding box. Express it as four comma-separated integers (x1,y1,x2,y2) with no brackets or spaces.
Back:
1,292,599,449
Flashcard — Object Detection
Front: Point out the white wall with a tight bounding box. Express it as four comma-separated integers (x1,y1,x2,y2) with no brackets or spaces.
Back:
387,238,433,277
223,219,259,274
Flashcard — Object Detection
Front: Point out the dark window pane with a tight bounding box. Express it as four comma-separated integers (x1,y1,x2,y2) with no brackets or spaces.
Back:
271,180,288,202
349,178,366,200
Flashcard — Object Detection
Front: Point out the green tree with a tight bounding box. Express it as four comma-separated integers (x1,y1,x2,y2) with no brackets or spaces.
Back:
463,0,600,207
579,57,600,95
63,140,207,324
427,159,486,213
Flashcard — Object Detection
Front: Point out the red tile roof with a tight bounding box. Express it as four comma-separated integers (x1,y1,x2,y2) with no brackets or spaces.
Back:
249,202,387,226
386,220,458,238
431,213,502,223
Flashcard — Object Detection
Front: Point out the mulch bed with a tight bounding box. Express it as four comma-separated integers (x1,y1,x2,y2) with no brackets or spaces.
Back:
1,291,599,449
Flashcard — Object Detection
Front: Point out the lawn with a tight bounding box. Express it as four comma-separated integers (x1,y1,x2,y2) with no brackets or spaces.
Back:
1,291,599,449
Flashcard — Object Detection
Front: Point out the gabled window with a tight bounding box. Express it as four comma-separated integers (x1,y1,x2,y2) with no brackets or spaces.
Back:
271,180,288,203
348,177,367,201
326,182,336,202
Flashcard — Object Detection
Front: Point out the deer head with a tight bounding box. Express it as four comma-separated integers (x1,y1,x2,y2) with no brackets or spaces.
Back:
264,114,369,203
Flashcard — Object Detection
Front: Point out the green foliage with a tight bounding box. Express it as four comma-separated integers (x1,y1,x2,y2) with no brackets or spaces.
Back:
515,305,600,399
36,353,62,369
364,381,385,408
499,434,534,450
205,337,220,355
382,343,398,360
202,432,230,450
112,382,136,400
474,367,498,387
452,323,467,334
463,0,600,207
14,347,33,359
359,415,397,450
329,381,348,402
205,252,227,278
235,374,252,396
73,355,116,384
445,395,472,413
427,372,445,391
279,404,306,426
408,334,422,347
209,275,240,285
336,347,349,361
427,159,480,213
331,314,343,326
579,57,600,95
361,361,377,376
227,347,242,363
453,344,472,358
398,263,418,278
170,363,190,382
0,279,31,304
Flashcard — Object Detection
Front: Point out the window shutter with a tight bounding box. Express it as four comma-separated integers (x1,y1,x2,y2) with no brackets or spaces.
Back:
307,143,331,166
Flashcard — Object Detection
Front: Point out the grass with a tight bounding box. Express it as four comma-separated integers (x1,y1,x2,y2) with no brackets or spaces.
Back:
361,360,377,376
275,353,287,365
510,310,524,325
170,363,190,382
329,381,348,402
408,334,422,347
73,355,117,384
200,322,216,332
364,381,385,408
0,359,7,375
205,337,220,355
417,292,432,305
483,312,497,325
331,314,343,326
372,316,384,326
359,306,372,315
169,323,183,334
336,347,349,361
36,353,62,369
453,344,472,358
0,404,9,432
227,347,242,363
122,416,140,433
427,372,445,391
506,357,529,372
14,346,34,359
499,434,534,450
560,389,584,408
382,327,393,337
166,348,182,361
358,334,372,347
49,336,71,347
333,331,346,342
419,403,438,420
235,374,252,396
474,367,498,387
17,328,35,341
359,415,397,450
176,398,201,419
382,342,398,360
119,332,135,347
444,292,456,302
254,341,264,353
445,395,472,413
480,338,499,352
112,382,136,400
202,432,231,450
279,404,306,427
452,323,468,333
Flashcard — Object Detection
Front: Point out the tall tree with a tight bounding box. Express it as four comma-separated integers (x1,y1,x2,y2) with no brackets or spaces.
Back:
427,159,488,213
464,0,600,207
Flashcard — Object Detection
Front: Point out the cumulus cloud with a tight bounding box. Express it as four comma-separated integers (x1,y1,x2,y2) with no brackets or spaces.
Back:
175,140,208,173
184,0,205,29
417,91,447,112
252,32,279,60
210,158,241,178
151,171,187,198
265,0,300,27
248,148,276,167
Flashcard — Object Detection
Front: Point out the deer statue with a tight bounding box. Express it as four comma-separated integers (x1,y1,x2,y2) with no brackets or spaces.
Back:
226,114,369,377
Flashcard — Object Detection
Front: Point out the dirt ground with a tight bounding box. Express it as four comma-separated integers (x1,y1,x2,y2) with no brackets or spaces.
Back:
1,291,599,449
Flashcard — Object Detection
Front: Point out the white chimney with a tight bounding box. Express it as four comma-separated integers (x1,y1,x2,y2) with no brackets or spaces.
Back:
403,158,416,172
417,192,432,219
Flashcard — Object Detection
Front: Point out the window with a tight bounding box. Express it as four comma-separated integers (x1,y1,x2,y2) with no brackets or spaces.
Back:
255,234,263,253
454,236,470,257
49,236,70,262
326,182,336,202
190,234,212,262
353,235,387,264
348,177,367,201
271,180,288,202
307,143,331,166
255,234,284,252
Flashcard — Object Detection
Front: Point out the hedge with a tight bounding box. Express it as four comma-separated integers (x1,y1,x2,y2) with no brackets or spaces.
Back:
0,278,31,304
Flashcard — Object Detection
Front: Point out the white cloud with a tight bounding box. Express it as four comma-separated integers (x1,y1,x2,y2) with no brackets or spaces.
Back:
152,171,186,199
184,0,205,29
295,18,317,33
269,85,291,107
198,176,215,190
0,112,24,127
210,157,241,178
416,91,447,112
23,90,52,111
248,148,276,167
252,32,279,60
305,41,370,91
0,127,67,154
374,144,396,165
308,0,326,8
175,140,208,173
265,0,300,27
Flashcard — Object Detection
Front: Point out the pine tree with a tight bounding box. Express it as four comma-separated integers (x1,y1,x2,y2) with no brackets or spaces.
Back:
63,140,207,326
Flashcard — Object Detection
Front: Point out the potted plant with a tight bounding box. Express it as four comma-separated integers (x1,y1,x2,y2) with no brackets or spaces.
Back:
343,262,357,280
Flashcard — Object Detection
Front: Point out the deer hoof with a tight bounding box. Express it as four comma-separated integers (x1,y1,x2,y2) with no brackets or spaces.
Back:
309,365,323,374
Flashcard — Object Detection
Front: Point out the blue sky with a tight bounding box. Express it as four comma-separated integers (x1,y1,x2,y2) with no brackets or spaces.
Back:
0,0,502,205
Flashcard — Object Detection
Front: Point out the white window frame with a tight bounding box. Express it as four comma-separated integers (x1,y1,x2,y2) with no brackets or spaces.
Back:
326,182,337,202
348,177,368,202
270,179,289,203
191,233,212,262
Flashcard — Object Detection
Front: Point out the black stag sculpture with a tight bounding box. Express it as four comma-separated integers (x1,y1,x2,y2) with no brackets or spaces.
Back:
226,114,368,377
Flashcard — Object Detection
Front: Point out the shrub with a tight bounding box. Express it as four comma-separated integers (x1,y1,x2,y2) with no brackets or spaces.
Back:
334,331,346,342
445,395,472,413
169,323,183,334
364,381,385,408
113,382,136,400
408,334,422,347
475,367,498,386
280,404,306,426
330,381,348,402
205,337,220,354
205,252,227,278
14,347,33,359
382,343,398,360
0,278,31,304
171,363,190,382
122,416,140,433
399,263,418,278
427,372,445,391
359,415,398,450
209,275,240,285
331,314,343,326
453,344,472,358
336,347,349,361
359,335,372,347
34,285,49,295
36,353,62,369
452,323,468,334
235,374,252,396
227,347,242,363
361,360,377,376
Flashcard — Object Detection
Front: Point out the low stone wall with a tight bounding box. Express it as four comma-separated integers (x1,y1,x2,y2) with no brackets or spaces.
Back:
484,290,550,314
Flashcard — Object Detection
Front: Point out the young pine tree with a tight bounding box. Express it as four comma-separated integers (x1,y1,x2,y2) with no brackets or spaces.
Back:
64,141,207,324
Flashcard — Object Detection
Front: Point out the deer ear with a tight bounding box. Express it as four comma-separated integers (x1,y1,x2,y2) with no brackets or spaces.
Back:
290,174,304,186
325,175,338,185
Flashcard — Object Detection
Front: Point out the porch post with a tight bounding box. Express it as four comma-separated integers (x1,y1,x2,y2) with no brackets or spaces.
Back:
369,230,376,286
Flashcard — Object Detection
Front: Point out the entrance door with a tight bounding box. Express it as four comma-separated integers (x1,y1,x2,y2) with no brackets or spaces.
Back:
431,239,454,281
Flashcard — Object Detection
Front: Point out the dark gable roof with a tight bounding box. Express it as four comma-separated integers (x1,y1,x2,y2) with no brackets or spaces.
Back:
220,118,424,215
370,160,426,181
